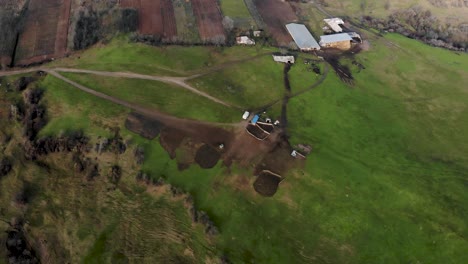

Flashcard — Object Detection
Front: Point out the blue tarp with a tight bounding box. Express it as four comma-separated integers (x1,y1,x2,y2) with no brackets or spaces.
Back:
251,115,259,124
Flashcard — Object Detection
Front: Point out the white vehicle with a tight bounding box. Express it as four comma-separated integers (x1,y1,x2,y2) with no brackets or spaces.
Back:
242,111,250,120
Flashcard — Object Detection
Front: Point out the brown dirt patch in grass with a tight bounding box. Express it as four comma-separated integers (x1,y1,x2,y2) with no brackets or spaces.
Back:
253,170,282,197
194,144,221,169
125,112,164,139
159,127,186,159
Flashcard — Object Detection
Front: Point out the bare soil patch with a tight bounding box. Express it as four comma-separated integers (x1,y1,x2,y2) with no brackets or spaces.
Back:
120,0,177,40
257,122,274,133
254,0,297,46
246,124,270,140
253,170,282,197
125,112,164,139
194,144,221,169
15,0,71,66
191,0,225,43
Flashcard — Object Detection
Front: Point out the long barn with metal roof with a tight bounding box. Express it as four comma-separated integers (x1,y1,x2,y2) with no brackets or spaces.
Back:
285,23,320,51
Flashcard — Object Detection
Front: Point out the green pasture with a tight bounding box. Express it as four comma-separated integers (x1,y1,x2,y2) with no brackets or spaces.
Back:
220,0,252,18
59,72,240,123
50,36,275,77
189,55,285,109
133,33,468,263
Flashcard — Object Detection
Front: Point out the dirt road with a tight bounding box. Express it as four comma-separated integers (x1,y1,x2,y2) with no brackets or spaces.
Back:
0,67,237,108
53,68,237,108
48,70,238,129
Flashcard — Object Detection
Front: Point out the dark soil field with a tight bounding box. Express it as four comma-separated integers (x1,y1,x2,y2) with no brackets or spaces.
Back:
195,144,221,168
246,124,270,140
254,0,297,46
257,122,274,133
253,170,282,196
15,0,71,66
125,112,164,139
120,0,177,40
191,0,225,43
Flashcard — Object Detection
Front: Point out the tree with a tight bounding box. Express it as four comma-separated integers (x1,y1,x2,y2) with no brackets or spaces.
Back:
222,16,234,32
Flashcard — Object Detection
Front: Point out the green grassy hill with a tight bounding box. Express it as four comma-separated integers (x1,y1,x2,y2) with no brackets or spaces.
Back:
1,30,467,263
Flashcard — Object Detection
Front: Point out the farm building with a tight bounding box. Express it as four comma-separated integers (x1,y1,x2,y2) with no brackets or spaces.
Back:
323,18,345,33
236,36,255,45
285,23,320,51
272,55,295,64
319,33,353,50
253,30,263,37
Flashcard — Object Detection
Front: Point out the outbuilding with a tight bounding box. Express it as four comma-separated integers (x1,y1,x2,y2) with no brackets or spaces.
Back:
323,18,345,33
319,33,353,50
272,55,295,64
236,36,255,45
285,23,320,51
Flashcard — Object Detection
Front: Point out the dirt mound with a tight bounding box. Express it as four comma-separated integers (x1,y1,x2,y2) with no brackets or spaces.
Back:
125,112,164,139
253,170,282,197
195,144,220,169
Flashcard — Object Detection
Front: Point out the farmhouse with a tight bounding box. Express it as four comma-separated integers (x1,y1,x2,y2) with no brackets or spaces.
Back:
323,18,345,33
236,36,255,45
285,23,320,51
272,55,295,64
319,33,353,50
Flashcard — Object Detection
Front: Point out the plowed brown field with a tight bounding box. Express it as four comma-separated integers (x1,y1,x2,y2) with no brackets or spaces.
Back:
120,0,177,40
15,0,71,66
254,0,297,46
191,0,225,43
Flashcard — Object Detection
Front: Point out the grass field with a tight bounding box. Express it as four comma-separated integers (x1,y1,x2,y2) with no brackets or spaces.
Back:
219,0,256,30
320,0,468,24
189,55,285,109
50,36,275,77
39,75,128,137
134,34,468,263
58,72,240,123
220,0,252,18
1,81,218,263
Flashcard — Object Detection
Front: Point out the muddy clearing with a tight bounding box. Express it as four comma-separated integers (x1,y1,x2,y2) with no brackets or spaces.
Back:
253,170,282,197
195,144,221,169
125,112,163,139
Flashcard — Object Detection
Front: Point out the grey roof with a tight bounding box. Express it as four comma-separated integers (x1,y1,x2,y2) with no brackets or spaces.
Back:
285,23,320,50
319,33,353,45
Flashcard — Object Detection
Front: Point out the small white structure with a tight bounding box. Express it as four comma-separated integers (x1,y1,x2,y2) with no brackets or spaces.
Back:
236,36,255,45
324,18,345,33
272,55,295,64
253,30,263,37
242,111,250,120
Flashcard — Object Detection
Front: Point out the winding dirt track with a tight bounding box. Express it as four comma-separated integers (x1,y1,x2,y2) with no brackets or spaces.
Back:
53,68,236,108
47,70,238,130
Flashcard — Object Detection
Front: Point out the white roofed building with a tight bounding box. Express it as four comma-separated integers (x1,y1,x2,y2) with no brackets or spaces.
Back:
236,36,255,45
324,18,345,33
285,23,320,51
